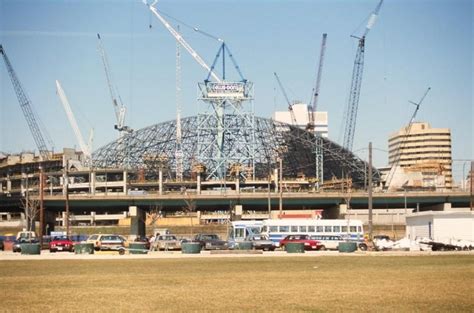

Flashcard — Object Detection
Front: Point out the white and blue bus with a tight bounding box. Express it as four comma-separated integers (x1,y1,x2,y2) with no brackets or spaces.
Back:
228,220,264,248
260,219,366,248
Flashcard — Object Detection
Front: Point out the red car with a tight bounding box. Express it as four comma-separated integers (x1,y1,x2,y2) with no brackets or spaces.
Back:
49,235,74,252
279,234,322,250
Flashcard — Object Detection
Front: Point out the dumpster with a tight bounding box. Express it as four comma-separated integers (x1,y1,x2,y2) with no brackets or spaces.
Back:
285,242,305,253
338,242,357,253
20,243,41,255
129,242,148,254
181,242,201,254
236,241,253,250
74,243,94,254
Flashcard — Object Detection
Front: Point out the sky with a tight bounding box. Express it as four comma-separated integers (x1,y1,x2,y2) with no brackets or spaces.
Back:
0,0,472,183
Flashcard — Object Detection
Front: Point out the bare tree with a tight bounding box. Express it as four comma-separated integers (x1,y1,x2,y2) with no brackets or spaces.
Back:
182,189,197,238
146,203,163,229
20,180,40,232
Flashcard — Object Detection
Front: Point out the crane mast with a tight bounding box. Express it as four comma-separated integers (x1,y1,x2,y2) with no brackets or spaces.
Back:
97,34,132,137
175,26,184,181
307,33,327,132
274,72,297,125
342,0,383,151
55,80,91,161
0,45,51,160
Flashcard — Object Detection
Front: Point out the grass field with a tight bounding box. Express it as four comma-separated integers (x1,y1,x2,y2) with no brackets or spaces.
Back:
0,255,472,312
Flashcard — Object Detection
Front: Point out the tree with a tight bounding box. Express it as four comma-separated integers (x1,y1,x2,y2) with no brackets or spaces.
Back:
20,177,40,232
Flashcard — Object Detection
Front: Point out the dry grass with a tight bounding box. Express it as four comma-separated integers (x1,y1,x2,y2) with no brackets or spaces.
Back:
0,255,472,312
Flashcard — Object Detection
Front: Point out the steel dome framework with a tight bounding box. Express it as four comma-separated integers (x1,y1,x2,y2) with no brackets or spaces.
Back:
92,116,380,188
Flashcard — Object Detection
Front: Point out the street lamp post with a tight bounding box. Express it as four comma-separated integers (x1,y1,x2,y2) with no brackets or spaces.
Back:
278,157,283,219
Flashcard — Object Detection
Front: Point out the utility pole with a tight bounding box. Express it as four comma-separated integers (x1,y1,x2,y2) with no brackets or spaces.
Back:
267,169,271,218
64,159,70,236
279,158,283,218
368,142,373,241
470,161,473,211
39,165,44,249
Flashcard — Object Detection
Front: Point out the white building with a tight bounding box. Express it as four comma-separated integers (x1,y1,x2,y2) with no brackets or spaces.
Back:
272,103,328,138
406,210,474,242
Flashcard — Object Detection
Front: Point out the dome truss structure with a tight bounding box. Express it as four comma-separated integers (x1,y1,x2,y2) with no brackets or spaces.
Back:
92,116,380,188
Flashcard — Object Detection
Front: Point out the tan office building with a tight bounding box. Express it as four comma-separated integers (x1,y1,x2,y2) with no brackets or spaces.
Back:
388,122,452,189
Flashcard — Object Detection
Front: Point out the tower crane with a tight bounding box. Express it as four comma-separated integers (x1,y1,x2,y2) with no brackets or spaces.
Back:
307,33,327,132
97,34,132,137
273,72,297,125
0,44,52,160
55,80,92,162
385,87,431,189
175,26,184,181
342,0,383,151
144,0,221,82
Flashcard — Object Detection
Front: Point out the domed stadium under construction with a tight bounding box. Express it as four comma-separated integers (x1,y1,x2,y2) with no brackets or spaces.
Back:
92,116,380,189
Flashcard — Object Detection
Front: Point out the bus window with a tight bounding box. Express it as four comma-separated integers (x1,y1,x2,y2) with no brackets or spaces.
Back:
308,226,315,232
235,228,245,239
357,226,362,233
333,226,341,232
350,226,357,233
279,226,289,233
299,226,307,233
324,226,332,233
291,226,298,232
262,226,267,233
269,226,278,232
316,226,324,233
342,226,348,232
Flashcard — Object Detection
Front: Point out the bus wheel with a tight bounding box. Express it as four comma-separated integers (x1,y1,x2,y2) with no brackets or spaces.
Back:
358,243,368,251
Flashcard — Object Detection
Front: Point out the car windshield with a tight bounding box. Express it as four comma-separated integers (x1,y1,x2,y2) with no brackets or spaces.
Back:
53,236,69,241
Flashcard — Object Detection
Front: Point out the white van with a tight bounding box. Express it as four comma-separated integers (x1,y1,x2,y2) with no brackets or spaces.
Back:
310,235,345,250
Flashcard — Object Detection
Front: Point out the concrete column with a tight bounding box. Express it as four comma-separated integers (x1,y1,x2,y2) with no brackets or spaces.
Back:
62,211,67,227
274,168,279,193
123,170,127,195
234,205,243,221
129,206,145,237
197,174,201,195
338,204,348,219
159,168,163,196
44,210,55,235
236,178,240,194
90,171,96,195
91,211,96,226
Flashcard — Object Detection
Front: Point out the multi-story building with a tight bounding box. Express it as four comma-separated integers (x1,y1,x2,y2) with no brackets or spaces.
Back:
388,122,452,189
272,102,328,138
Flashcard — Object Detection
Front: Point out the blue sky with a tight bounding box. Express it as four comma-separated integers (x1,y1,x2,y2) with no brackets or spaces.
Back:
1,0,472,182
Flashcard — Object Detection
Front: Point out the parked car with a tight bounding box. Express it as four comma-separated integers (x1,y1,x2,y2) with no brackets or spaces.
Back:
279,234,322,250
86,234,126,251
12,238,39,253
153,234,181,251
49,235,74,252
133,235,151,250
194,233,228,250
247,234,275,251
310,235,345,250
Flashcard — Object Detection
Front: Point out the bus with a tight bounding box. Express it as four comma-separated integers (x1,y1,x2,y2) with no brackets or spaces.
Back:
228,220,264,248
260,219,366,249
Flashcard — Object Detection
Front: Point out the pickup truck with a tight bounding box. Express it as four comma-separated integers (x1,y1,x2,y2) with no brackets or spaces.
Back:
194,234,228,250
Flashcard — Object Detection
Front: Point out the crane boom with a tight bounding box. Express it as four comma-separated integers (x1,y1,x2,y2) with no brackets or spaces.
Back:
342,0,383,151
144,1,221,82
55,80,91,160
308,33,327,131
0,44,51,160
97,33,132,136
385,87,431,189
274,72,297,125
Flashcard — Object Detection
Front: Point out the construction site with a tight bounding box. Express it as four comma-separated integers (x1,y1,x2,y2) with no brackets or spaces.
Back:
0,1,472,235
